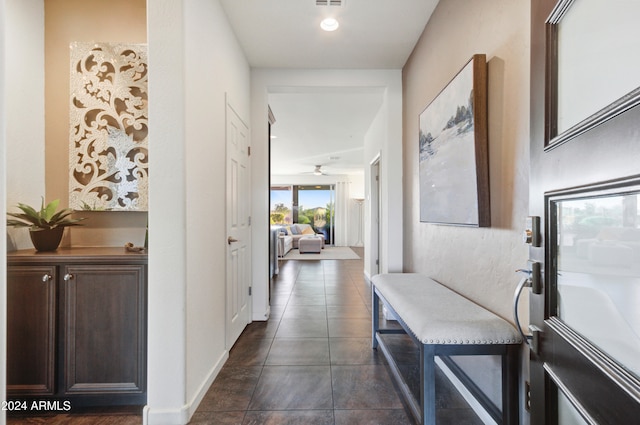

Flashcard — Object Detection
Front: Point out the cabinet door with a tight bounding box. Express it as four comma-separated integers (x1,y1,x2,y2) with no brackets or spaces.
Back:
62,264,146,397
7,266,56,396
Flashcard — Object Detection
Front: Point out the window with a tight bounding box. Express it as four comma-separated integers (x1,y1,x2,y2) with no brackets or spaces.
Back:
269,184,335,244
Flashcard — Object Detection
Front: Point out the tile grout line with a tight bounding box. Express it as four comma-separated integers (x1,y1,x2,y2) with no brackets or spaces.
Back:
323,261,338,423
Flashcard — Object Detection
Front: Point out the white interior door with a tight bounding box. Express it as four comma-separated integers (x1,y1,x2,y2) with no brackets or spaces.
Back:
226,100,251,349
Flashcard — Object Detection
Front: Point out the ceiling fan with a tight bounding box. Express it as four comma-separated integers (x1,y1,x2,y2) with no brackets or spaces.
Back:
313,165,327,175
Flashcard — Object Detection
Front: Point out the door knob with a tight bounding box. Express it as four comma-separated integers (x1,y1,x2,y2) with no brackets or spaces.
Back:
227,236,238,245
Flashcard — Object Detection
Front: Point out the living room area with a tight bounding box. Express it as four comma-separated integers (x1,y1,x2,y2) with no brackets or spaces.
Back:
268,89,374,271
270,183,363,267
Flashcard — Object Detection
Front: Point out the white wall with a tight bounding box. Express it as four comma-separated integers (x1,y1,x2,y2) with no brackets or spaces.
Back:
349,173,364,246
146,0,187,422
402,0,530,419
252,69,403,320
363,84,404,278
5,0,45,251
2,2,44,423
0,1,7,423
146,1,250,424
183,0,250,419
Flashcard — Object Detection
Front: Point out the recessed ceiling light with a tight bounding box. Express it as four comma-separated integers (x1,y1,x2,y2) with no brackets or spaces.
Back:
320,17,339,32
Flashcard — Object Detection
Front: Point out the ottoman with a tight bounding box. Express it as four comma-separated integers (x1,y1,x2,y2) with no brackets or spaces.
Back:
298,235,323,253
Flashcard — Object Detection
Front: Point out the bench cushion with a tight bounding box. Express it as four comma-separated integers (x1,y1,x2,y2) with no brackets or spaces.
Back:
372,273,521,345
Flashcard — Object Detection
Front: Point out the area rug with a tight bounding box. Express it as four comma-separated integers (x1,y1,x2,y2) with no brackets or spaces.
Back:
282,246,360,260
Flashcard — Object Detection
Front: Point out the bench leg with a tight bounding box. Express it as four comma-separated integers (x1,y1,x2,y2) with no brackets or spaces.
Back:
421,344,436,425
372,287,379,349
502,344,520,424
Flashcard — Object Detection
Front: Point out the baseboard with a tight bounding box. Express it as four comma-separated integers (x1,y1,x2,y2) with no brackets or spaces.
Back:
253,305,270,321
186,349,229,420
143,349,229,425
435,357,498,425
143,405,189,425
364,269,372,282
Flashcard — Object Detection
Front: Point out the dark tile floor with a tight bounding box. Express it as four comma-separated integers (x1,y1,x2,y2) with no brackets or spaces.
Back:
189,249,484,425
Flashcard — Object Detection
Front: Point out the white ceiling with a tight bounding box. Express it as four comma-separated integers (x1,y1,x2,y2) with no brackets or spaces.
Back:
269,88,385,176
219,0,439,176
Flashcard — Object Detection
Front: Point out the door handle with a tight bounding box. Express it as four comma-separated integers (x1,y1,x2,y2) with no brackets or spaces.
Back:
513,262,543,346
227,236,238,245
513,269,533,345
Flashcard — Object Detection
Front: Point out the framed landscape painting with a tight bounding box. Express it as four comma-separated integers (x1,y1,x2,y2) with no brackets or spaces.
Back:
419,54,490,227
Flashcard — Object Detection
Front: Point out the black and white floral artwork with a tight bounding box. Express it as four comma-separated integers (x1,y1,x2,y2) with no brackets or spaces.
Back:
69,42,148,211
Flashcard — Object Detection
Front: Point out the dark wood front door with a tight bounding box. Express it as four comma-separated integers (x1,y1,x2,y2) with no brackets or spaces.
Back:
529,1,640,424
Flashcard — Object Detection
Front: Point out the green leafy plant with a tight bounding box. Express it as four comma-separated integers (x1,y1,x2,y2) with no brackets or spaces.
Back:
7,198,85,230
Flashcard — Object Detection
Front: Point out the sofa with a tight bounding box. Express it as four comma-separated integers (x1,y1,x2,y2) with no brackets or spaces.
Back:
278,233,293,257
276,223,325,249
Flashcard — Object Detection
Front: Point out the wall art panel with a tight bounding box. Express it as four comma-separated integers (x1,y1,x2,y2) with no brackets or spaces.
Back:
69,42,148,211
418,54,489,227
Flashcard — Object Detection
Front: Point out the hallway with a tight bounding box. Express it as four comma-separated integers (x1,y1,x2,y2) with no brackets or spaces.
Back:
189,250,484,425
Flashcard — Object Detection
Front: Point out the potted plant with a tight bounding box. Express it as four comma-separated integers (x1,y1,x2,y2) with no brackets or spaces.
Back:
6,198,85,251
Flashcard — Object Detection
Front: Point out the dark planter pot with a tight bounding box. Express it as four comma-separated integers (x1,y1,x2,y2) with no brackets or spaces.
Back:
29,227,65,252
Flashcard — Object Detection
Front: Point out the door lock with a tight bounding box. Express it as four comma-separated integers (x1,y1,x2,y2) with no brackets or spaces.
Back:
523,216,541,247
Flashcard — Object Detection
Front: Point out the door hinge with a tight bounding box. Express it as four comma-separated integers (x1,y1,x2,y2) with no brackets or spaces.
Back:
375,259,379,265
248,146,251,156
249,286,252,296
525,381,531,411
248,216,251,226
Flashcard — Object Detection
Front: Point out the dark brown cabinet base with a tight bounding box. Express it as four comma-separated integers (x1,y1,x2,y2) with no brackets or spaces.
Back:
7,248,147,407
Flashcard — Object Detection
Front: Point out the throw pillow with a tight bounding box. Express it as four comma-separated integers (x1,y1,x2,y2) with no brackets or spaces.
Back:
280,227,288,235
290,224,301,235
301,226,315,235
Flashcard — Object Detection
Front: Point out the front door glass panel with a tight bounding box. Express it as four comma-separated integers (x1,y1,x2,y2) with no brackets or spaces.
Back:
558,389,590,425
556,1,640,134
553,190,640,378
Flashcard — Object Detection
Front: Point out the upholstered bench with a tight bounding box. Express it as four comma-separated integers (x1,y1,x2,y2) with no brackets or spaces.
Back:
298,235,324,253
371,273,521,425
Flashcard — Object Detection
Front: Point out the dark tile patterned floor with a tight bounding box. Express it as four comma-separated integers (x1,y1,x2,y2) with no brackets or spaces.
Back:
190,250,484,425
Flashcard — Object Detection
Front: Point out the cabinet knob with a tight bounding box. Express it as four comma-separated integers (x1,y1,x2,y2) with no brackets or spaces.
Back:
42,274,52,283
64,273,74,281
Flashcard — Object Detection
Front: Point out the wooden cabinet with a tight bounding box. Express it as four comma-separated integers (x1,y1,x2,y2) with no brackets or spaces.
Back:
7,248,147,407
7,266,56,395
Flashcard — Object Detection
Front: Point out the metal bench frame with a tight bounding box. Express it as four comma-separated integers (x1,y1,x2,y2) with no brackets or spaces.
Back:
372,285,520,425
